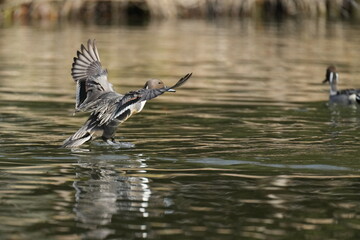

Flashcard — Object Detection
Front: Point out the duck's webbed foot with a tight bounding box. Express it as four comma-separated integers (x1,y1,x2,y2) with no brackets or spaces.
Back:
100,136,135,148
102,136,118,145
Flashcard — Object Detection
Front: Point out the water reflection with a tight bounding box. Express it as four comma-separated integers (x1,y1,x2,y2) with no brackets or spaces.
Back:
1,19,360,240
73,154,151,239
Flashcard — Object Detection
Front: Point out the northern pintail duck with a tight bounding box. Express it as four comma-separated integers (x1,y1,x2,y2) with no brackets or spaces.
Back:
323,65,360,105
62,39,192,148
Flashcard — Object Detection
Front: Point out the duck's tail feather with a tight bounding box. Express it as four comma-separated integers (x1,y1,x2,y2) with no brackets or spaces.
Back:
62,132,93,148
62,119,97,148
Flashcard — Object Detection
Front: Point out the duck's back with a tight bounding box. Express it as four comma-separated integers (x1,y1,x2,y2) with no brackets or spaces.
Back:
329,89,360,105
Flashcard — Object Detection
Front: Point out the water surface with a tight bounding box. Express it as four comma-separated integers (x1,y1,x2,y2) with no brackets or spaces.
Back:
1,20,360,239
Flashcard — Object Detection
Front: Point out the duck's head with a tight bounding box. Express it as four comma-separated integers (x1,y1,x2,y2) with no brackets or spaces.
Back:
144,79,176,92
323,65,338,85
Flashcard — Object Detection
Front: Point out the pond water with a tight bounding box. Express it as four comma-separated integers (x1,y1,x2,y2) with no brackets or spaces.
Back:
1,19,360,239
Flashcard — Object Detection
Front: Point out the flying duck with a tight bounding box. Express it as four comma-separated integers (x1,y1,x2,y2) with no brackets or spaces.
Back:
62,39,192,148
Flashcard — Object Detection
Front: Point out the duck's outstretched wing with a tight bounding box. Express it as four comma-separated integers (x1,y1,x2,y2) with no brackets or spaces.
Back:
110,73,193,120
71,39,114,111
166,73,192,90
132,72,193,101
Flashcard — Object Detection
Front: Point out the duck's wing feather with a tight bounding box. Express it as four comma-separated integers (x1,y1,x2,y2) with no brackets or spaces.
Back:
337,89,360,95
71,39,114,111
129,72,193,102
111,73,193,120
167,73,192,90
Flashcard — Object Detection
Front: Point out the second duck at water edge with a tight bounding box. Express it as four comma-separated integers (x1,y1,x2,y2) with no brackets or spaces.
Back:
323,65,360,105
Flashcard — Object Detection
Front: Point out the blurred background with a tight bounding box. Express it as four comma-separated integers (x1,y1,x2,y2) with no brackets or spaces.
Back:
1,0,360,24
1,1,360,240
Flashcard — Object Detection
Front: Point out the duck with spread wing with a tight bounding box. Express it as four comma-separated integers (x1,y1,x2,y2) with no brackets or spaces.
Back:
62,39,192,148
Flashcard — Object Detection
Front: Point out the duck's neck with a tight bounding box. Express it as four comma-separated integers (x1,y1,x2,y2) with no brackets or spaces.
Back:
329,82,338,96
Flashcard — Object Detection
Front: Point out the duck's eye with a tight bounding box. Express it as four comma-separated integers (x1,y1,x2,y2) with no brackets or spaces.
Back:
158,82,161,84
